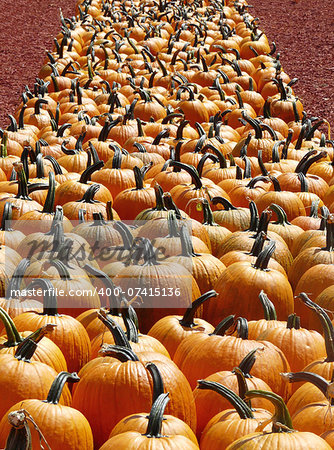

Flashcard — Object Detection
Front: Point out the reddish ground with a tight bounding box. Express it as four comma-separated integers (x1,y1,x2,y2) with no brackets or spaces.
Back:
0,0,333,127
0,0,75,127
252,0,334,126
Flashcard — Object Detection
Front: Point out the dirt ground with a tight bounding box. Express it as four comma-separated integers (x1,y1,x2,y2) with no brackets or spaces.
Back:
0,0,333,127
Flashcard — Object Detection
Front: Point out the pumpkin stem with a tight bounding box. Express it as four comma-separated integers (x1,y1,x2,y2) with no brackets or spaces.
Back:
281,371,334,405
25,278,59,316
211,315,235,336
211,196,237,210
77,184,100,204
255,209,271,236
97,309,132,349
179,224,198,258
169,161,203,189
153,183,166,211
237,349,259,378
320,206,330,230
244,390,293,432
13,162,31,200
163,193,183,219
297,293,334,362
249,231,267,257
166,210,180,238
14,338,38,362
46,371,80,404
84,264,122,313
0,131,8,158
197,153,219,178
248,201,259,232
179,290,217,327
145,393,170,438
6,259,31,299
0,307,23,347
99,344,140,361
114,221,134,250
146,362,165,406
269,204,291,225
253,240,276,270
41,171,56,214
198,380,254,419
323,216,334,251
201,198,219,227
79,160,104,184
286,313,301,330
234,367,253,408
235,317,249,340
258,290,277,321
241,111,262,139
4,409,47,450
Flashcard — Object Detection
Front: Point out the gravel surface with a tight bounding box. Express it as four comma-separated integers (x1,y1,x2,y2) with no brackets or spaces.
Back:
0,0,333,127
252,0,334,126
0,0,75,126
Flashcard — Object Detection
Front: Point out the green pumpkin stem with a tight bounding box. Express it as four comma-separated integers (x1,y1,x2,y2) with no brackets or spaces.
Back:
258,290,277,321
269,204,291,225
281,371,334,405
4,410,35,450
297,293,334,362
234,367,252,408
146,362,165,406
286,313,300,329
1,131,8,158
1,202,14,231
249,231,267,257
46,371,79,404
145,393,170,438
253,240,276,270
0,307,23,347
212,196,238,210
323,217,334,251
166,210,180,238
6,258,30,299
25,278,59,316
198,380,254,419
14,162,31,200
42,171,56,214
179,290,217,327
14,338,38,362
237,349,258,378
84,264,122,313
202,199,219,227
244,389,293,432
211,315,235,336
235,317,249,340
79,160,104,184
99,344,140,362
97,309,131,349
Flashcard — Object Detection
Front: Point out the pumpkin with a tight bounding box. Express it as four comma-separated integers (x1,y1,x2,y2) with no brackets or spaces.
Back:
205,242,294,324
72,346,196,447
13,278,92,373
173,316,291,400
147,291,216,358
193,349,274,438
0,372,94,450
0,307,67,373
198,379,272,449
0,336,61,420
226,390,331,449
108,363,198,444
282,371,334,436
100,393,199,449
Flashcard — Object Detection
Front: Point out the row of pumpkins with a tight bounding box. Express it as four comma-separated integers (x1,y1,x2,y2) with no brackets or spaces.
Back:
1,0,334,448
